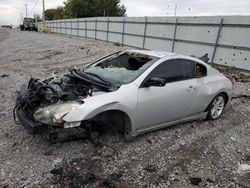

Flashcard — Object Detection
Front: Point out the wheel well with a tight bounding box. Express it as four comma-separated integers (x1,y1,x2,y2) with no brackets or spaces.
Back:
91,110,132,134
220,92,229,105
205,92,229,112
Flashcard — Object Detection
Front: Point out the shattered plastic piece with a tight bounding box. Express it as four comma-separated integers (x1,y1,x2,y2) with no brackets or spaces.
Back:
64,121,81,129
236,164,250,174
230,136,236,141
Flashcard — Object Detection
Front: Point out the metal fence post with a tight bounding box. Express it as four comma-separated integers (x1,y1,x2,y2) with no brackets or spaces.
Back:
211,18,224,65
59,20,62,34
171,18,178,52
142,17,148,49
65,19,66,34
95,18,97,40
121,18,125,46
106,18,110,42
77,19,79,37
85,19,87,38
71,19,72,35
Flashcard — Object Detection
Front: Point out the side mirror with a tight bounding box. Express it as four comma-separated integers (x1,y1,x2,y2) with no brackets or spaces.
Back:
143,77,166,87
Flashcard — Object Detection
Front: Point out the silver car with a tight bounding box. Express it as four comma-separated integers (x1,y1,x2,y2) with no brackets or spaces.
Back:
15,50,233,141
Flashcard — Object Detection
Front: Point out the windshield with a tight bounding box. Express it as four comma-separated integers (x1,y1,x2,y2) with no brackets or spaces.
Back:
24,18,33,22
84,52,159,85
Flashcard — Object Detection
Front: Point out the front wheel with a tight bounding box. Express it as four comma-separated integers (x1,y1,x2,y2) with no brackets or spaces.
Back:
206,94,226,120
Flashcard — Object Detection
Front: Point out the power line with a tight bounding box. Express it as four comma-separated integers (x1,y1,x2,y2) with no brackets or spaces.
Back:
29,0,40,15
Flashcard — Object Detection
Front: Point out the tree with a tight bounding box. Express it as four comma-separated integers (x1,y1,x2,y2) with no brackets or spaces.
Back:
33,13,43,22
45,6,66,20
64,0,126,18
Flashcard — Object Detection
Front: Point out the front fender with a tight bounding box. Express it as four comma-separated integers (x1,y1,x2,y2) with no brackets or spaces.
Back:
63,97,133,123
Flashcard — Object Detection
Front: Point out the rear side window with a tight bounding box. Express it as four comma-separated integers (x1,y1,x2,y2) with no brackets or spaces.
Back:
196,63,207,77
147,59,195,83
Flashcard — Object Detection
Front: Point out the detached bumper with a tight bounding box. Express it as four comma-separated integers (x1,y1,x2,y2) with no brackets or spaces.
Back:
16,108,47,134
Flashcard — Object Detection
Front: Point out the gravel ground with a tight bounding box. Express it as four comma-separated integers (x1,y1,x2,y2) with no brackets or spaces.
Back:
0,29,9,43
0,29,250,188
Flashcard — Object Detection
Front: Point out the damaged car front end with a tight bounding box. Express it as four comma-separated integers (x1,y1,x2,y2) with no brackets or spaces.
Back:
14,50,158,142
14,66,119,141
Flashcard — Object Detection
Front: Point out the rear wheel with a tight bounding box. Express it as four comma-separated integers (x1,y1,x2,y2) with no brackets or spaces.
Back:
206,94,226,120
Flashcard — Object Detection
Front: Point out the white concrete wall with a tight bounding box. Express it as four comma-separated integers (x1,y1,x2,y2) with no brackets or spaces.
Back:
38,16,250,71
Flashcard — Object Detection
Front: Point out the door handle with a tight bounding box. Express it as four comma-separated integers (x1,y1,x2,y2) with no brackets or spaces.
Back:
187,86,195,92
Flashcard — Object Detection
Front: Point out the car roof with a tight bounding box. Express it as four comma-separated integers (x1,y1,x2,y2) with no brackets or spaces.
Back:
124,49,209,66
125,49,177,58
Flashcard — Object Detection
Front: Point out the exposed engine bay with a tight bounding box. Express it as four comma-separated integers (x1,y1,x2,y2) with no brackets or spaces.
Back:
16,73,89,115
14,68,118,143
15,69,116,116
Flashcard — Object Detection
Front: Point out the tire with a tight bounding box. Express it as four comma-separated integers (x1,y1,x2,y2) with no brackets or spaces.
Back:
206,93,226,120
47,131,58,144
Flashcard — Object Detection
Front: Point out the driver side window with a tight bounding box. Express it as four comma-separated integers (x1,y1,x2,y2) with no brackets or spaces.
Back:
146,59,195,83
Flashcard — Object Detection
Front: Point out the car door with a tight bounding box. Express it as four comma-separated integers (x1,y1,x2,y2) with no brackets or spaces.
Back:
187,62,210,114
136,59,199,130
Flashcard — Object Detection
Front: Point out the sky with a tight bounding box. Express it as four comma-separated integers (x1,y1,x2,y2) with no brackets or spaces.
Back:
0,0,250,25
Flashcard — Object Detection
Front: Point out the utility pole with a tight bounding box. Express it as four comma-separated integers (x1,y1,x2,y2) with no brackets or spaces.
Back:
42,0,45,26
174,3,177,17
24,4,28,17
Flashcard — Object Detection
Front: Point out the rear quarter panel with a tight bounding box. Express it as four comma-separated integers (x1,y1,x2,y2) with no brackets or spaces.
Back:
200,69,233,110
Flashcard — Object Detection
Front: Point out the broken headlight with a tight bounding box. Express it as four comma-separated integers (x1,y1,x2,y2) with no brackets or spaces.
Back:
33,103,80,125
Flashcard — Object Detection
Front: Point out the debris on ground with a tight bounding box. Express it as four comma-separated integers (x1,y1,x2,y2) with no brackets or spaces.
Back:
236,164,250,174
0,74,9,77
190,177,202,186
